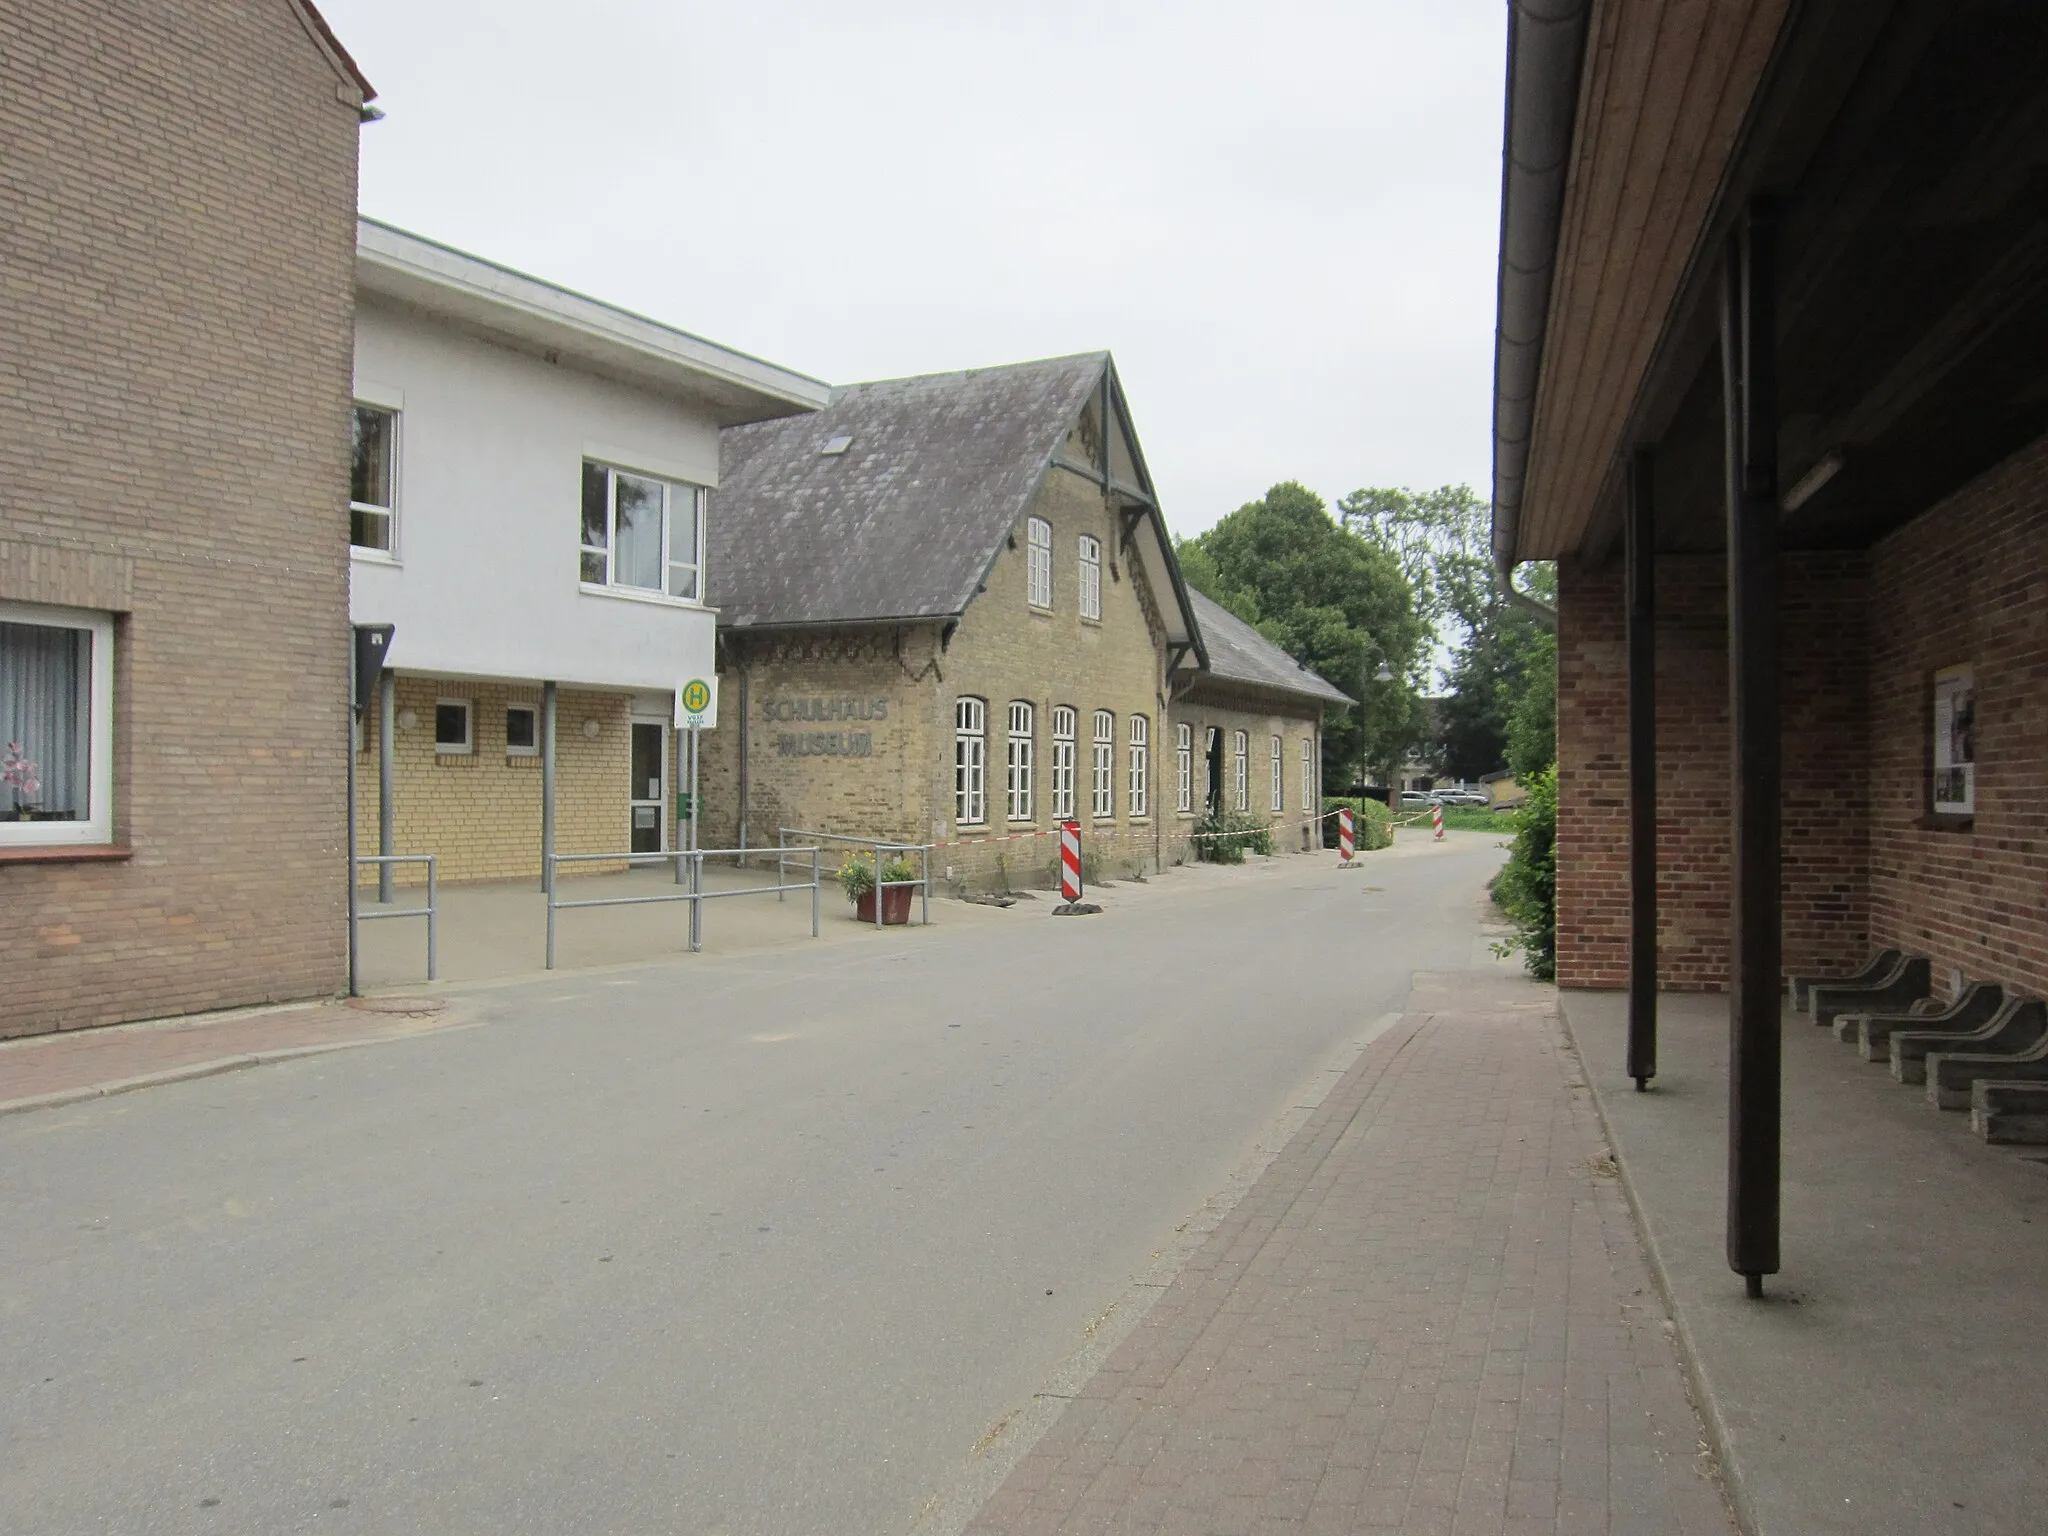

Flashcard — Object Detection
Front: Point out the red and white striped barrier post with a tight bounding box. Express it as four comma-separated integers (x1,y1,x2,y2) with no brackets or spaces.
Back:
1432,802,1444,840
1060,820,1082,901
1337,806,1355,865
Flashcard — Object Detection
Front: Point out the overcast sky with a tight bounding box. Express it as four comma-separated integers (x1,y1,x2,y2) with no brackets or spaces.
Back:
323,1,1506,540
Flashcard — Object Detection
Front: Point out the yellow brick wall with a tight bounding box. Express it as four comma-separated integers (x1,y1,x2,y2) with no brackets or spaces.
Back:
698,628,940,859
695,472,1335,894
1168,694,1329,858
931,469,1171,888
354,676,636,884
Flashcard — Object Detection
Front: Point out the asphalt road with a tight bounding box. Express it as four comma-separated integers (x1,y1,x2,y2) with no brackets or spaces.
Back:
2,832,1508,1535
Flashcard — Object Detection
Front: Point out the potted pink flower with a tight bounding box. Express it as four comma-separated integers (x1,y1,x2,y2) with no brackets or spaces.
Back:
1,741,43,820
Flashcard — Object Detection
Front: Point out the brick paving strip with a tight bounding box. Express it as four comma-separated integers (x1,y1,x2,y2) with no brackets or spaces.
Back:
960,970,1733,1536
0,995,471,1115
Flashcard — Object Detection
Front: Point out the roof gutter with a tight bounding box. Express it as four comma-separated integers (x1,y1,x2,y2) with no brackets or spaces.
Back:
1490,0,1591,630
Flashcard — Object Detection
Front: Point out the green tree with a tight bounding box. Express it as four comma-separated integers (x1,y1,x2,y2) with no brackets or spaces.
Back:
1179,482,1425,791
1336,484,1494,644
1504,626,1556,779
1436,563,1556,780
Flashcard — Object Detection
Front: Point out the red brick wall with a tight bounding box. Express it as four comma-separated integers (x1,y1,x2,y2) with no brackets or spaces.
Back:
1556,552,1870,991
1868,435,2048,997
0,2,363,1035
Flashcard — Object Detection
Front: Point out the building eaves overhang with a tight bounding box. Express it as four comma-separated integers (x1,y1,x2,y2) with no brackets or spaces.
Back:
355,219,830,427
1491,0,1793,570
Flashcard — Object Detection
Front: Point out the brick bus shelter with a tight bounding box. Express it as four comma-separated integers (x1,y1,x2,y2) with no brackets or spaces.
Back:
1494,0,2048,1289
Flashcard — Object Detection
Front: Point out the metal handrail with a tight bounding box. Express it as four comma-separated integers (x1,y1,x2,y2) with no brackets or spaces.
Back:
544,844,822,969
777,828,933,928
352,854,437,981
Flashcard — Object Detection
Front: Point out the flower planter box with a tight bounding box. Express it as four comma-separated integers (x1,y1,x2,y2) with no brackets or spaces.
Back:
855,885,913,925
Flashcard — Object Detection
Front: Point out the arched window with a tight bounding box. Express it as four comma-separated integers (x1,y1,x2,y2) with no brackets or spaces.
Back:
1026,517,1052,608
1301,736,1315,810
1006,701,1034,821
1091,710,1115,818
1232,730,1248,812
955,697,986,824
1175,722,1193,813
1078,535,1102,621
1050,706,1077,819
1128,715,1149,818
1270,734,1283,812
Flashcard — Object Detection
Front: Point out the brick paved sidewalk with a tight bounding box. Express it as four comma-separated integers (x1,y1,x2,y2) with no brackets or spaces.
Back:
963,971,1731,1536
0,994,462,1114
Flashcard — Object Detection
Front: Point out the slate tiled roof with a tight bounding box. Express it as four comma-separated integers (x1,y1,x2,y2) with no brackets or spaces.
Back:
1184,589,1354,707
710,354,1110,628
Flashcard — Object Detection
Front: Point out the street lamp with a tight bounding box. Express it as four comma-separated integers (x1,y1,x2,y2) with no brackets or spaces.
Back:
1358,642,1395,801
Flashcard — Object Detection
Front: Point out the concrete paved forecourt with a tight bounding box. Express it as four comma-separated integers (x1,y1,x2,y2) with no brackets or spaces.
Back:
2,832,1490,1533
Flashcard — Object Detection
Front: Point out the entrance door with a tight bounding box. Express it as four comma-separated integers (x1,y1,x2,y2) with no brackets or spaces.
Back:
630,719,666,854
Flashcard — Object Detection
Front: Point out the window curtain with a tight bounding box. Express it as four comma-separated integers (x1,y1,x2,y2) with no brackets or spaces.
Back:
0,621,87,816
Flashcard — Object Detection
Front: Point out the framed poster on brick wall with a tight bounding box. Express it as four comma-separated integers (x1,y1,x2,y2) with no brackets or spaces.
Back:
1932,663,1976,816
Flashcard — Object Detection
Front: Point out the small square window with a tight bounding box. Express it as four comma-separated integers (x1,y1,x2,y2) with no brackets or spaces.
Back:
506,705,538,756
435,700,472,755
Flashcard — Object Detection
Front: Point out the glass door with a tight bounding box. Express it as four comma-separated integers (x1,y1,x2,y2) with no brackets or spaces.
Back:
630,719,666,854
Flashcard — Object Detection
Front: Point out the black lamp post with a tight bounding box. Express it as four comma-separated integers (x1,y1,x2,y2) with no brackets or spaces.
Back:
1358,643,1395,800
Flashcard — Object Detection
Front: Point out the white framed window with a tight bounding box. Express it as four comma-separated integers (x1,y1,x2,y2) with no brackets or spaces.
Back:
1128,714,1149,818
955,697,987,824
1091,710,1115,819
581,460,705,600
506,705,539,758
0,602,114,847
1176,722,1192,813
1271,735,1284,812
1301,737,1315,811
1932,663,1975,815
350,403,397,553
1026,517,1052,609
1006,701,1034,821
1051,705,1077,820
434,698,472,756
1233,730,1248,812
1078,535,1102,621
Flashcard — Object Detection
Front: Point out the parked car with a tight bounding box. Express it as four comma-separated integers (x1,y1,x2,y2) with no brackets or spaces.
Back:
1399,791,1434,809
1434,790,1489,807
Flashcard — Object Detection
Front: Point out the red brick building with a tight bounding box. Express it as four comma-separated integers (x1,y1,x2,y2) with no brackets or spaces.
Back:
1494,0,2048,1281
0,2,369,1036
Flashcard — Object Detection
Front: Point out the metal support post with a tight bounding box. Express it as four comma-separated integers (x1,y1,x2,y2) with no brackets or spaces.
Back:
378,670,396,904
1626,447,1658,1090
346,652,359,999
690,849,702,952
873,845,884,929
424,856,438,982
921,845,931,926
1722,202,1783,1297
811,847,821,937
545,861,557,970
541,681,558,896
684,724,700,888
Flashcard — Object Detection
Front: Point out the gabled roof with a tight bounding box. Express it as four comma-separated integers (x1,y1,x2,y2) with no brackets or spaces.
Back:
709,353,1201,660
1182,589,1353,708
